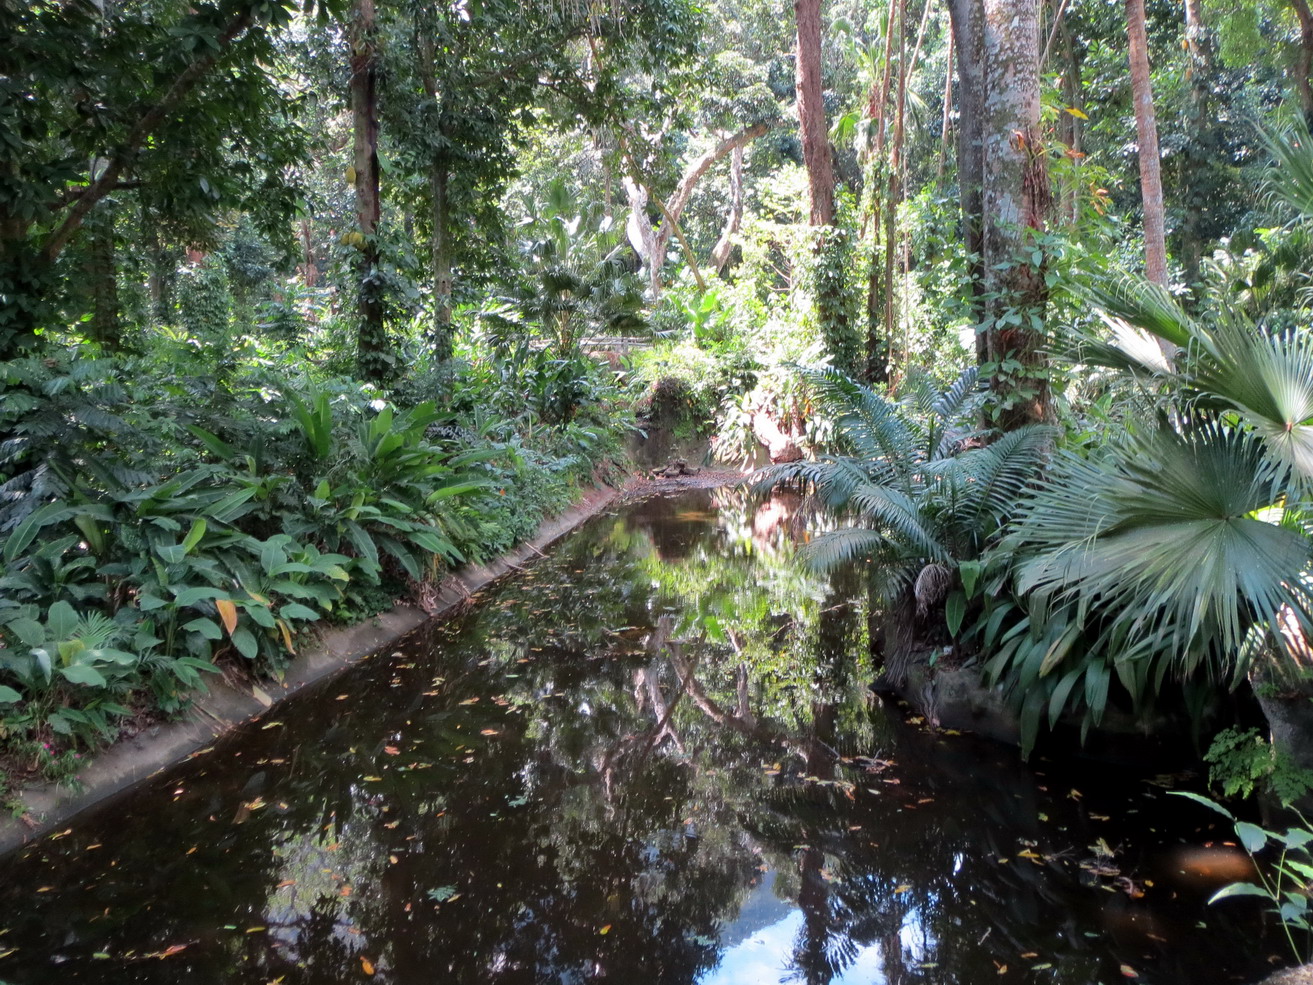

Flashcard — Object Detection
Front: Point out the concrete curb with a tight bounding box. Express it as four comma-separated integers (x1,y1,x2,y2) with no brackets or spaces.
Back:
0,483,623,854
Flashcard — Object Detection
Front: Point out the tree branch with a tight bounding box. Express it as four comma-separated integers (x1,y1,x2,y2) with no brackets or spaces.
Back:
40,9,257,262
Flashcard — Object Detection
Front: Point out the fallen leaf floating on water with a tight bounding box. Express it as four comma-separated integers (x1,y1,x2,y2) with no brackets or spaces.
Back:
1120,965,1139,978
361,956,376,975
383,746,400,756
894,885,911,894
459,697,480,705
599,925,612,935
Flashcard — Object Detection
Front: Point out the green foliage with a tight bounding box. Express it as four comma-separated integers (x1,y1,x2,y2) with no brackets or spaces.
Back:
0,328,623,772
758,367,1053,643
806,225,861,377
1205,726,1313,804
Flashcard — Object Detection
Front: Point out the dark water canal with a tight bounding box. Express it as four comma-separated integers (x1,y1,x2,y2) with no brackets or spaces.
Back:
0,489,1286,984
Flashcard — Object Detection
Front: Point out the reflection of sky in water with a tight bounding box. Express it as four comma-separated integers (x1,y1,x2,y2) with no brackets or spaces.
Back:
699,909,891,985
698,867,925,985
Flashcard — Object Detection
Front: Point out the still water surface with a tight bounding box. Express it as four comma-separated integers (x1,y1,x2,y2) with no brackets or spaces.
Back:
0,489,1283,984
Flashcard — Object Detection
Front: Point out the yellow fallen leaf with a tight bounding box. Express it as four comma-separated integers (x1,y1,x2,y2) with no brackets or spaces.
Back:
894,884,911,894
599,925,612,935
361,956,376,975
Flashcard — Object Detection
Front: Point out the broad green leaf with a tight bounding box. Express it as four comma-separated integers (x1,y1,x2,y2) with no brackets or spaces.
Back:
1235,821,1269,854
945,591,966,637
1209,882,1271,904
174,586,226,607
181,518,207,554
60,664,108,687
46,601,78,641
231,626,259,660
1169,790,1236,821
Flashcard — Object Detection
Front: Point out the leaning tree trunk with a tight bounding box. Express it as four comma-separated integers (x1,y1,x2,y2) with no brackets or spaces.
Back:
710,145,745,275
350,0,389,383
964,0,1055,429
623,124,767,296
795,0,834,226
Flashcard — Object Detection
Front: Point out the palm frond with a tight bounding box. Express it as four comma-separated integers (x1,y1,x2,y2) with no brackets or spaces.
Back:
955,424,1056,530
1013,423,1311,670
799,527,894,572
794,366,920,489
1257,115,1313,223
930,365,982,424
1191,318,1313,481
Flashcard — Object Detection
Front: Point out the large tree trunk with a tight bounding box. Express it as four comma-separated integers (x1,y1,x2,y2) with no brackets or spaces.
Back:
350,0,389,382
1126,0,1168,287
953,0,1053,429
795,0,834,226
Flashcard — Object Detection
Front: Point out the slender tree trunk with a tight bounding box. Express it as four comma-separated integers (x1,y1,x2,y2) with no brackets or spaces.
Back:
350,0,389,382
980,0,1053,429
883,0,907,387
937,27,954,183
144,205,172,324
863,0,899,383
1290,0,1313,126
417,36,454,363
1057,15,1084,226
1180,0,1212,288
86,200,120,347
795,0,834,226
1126,0,1168,287
948,0,986,359
429,159,454,361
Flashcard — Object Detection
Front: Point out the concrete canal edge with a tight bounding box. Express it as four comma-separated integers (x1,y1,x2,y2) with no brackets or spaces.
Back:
0,483,628,855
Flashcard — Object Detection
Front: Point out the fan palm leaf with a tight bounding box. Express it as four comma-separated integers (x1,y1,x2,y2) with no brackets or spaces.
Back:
1013,423,1312,675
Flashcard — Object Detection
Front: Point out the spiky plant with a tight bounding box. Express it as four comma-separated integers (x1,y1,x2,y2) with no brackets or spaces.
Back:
756,366,1054,647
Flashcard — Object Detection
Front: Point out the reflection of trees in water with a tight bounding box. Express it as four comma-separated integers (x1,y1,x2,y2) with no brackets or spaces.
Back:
0,493,1276,985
